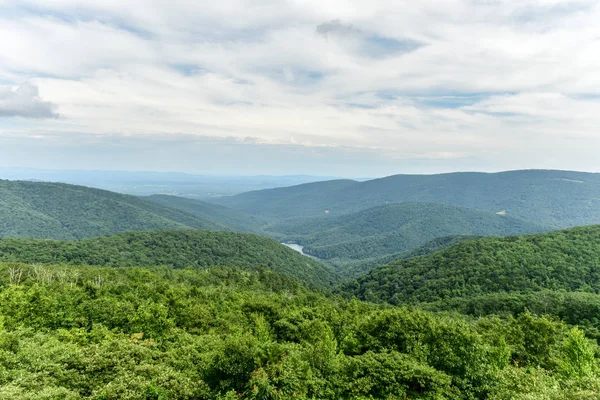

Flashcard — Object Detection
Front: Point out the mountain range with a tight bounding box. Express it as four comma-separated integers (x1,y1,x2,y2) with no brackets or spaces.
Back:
4,170,600,278
3,170,600,397
214,169,600,228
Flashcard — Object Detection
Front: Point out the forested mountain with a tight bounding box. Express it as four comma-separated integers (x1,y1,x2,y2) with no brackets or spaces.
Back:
0,180,230,239
214,170,600,228
145,194,269,232
267,203,547,261
0,230,337,288
345,225,600,305
1,262,599,399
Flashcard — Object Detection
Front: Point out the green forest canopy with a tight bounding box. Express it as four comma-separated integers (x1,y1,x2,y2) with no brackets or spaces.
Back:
345,225,600,305
1,263,599,399
329,234,482,277
0,230,338,289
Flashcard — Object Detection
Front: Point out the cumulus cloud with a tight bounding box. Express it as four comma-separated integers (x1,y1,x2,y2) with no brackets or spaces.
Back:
0,83,58,118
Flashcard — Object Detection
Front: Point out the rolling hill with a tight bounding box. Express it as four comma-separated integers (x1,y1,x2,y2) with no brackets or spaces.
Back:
0,230,338,288
0,180,260,240
344,225,600,305
214,169,600,228
267,202,547,262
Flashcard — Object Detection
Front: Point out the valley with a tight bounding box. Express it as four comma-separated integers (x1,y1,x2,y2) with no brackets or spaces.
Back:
265,202,547,266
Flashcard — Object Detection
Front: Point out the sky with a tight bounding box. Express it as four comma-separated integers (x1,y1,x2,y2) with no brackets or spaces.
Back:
0,0,599,177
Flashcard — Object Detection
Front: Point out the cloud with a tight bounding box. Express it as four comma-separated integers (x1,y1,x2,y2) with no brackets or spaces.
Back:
0,1,599,174
316,20,362,37
0,83,58,118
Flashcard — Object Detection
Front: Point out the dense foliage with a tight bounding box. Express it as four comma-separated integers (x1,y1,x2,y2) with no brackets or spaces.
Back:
1,263,599,399
0,230,338,289
329,235,482,277
0,180,229,239
345,225,600,304
422,290,600,341
215,170,600,228
267,203,544,261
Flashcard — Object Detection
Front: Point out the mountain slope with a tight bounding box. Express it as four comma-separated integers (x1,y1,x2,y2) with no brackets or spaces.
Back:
267,202,547,261
215,170,600,228
334,234,482,277
0,230,338,288
0,180,225,240
145,194,269,232
344,225,600,304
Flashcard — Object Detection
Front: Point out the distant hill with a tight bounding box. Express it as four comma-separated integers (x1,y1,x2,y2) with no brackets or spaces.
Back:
0,180,237,240
145,194,269,232
267,202,547,261
0,230,338,288
344,225,600,304
214,170,600,228
214,179,357,217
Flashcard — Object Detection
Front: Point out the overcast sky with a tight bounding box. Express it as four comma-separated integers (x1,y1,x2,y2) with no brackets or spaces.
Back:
0,0,599,176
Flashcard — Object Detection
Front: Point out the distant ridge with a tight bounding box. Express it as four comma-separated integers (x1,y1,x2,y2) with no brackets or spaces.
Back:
214,169,600,228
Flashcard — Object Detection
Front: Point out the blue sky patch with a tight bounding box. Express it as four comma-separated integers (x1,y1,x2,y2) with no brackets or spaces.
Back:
0,4,155,40
171,64,210,76
362,35,423,58
415,94,490,109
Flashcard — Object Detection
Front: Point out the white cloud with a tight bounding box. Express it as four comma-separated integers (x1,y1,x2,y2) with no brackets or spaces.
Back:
0,83,58,118
0,0,599,172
